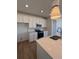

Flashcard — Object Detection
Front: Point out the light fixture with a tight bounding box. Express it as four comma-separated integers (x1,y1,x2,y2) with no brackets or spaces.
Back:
25,4,29,8
50,5,61,19
41,10,44,13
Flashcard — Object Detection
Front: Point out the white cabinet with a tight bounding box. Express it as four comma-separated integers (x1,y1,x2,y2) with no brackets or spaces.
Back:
29,17,36,28
38,19,46,27
28,16,32,28
32,17,37,28
17,13,29,23
17,14,20,22
38,19,42,25
17,13,47,28
43,20,46,27
17,14,24,22
36,18,41,24
44,31,48,37
23,14,29,23
29,17,40,28
17,33,29,42
41,19,46,27
29,32,37,42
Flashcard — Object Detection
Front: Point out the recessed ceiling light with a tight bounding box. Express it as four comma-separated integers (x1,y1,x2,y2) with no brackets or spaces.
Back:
41,10,44,13
25,4,29,8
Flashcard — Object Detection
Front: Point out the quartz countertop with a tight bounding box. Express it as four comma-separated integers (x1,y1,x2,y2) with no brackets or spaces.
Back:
36,36,62,59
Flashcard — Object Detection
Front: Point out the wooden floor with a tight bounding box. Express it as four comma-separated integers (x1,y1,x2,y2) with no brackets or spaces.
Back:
17,40,37,59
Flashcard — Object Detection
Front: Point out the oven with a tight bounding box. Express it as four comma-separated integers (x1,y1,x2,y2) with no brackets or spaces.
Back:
35,29,44,39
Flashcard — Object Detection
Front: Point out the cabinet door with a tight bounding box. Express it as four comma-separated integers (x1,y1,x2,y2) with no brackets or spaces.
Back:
29,16,36,28
42,19,46,27
17,14,24,22
39,19,44,27
33,17,36,28
34,17,39,28
39,18,41,24
29,32,37,42
17,14,21,22
29,17,33,28
37,44,52,59
23,14,29,23
44,31,48,37
29,16,32,28
38,18,46,27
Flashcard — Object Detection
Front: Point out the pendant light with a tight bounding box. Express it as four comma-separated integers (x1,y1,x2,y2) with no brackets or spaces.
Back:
50,0,61,19
50,5,61,19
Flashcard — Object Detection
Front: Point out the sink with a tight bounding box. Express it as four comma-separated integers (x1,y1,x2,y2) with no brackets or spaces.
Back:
50,35,61,40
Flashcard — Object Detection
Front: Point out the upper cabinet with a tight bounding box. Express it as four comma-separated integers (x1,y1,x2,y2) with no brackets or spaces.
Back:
17,13,29,23
29,16,36,28
41,19,46,27
23,14,29,23
17,13,47,28
37,18,46,27
17,13,24,22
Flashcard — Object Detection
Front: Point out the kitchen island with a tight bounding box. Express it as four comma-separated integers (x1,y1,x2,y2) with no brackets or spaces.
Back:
36,36,62,59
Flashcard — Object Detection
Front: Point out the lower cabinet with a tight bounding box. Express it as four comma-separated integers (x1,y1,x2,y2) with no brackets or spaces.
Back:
29,32,37,42
44,31,48,37
37,44,52,59
17,33,29,42
29,31,48,42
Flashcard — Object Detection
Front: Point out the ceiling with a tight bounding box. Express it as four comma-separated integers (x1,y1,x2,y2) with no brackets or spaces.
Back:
17,0,62,18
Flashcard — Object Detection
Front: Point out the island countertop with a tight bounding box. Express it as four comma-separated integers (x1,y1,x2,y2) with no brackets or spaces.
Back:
36,36,62,59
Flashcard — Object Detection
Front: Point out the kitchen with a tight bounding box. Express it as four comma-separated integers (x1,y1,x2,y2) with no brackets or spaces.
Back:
17,0,62,59
17,12,48,42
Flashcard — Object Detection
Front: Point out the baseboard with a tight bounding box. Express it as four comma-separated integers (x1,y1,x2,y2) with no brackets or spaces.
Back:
17,40,29,43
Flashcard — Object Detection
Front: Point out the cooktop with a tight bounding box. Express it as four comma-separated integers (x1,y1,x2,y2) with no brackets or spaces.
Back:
50,35,61,40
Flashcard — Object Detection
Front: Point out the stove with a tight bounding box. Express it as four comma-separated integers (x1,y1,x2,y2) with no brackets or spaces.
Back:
35,29,44,39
